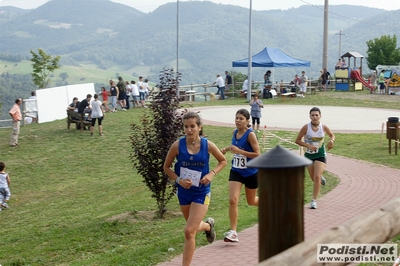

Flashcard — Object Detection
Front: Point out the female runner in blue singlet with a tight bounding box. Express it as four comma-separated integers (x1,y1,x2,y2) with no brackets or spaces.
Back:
163,112,227,266
220,109,261,243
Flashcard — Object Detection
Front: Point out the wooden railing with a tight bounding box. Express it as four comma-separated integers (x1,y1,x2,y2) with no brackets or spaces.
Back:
0,118,12,129
176,79,337,101
257,197,400,266
178,83,244,100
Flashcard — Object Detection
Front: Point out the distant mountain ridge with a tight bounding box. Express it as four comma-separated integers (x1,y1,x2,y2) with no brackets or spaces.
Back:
0,0,397,85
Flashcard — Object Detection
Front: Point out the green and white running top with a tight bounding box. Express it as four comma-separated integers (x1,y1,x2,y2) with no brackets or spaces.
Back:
303,122,326,160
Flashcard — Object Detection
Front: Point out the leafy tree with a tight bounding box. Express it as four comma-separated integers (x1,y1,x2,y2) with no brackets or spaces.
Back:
130,68,186,219
231,71,247,91
59,72,69,81
30,49,61,88
366,35,400,70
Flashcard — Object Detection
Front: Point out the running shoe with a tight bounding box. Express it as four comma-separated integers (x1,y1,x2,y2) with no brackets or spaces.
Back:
321,176,326,186
224,230,239,242
1,202,9,209
205,217,216,243
310,199,317,209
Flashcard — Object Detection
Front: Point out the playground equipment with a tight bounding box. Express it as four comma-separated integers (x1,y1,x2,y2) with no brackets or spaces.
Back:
376,65,400,95
335,52,374,91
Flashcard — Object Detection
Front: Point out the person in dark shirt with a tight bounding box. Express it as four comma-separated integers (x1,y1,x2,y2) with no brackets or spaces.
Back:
67,97,79,111
225,71,232,91
117,76,126,110
78,94,92,119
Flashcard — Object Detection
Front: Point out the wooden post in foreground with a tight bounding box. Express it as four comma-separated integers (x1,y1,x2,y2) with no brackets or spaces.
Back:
247,145,312,262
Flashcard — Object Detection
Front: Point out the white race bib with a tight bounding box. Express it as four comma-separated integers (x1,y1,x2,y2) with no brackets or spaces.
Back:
180,167,202,187
306,141,320,154
232,154,247,169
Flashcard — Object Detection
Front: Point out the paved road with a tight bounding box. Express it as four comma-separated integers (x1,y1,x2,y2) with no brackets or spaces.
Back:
195,105,400,133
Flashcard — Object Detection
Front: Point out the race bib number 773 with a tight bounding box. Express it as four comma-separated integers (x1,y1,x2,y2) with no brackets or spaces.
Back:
233,154,247,169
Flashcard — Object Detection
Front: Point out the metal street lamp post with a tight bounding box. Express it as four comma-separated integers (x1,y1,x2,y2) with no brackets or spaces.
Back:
322,0,329,70
177,0,179,75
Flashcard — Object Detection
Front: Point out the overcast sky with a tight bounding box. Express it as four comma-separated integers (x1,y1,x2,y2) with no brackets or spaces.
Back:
0,0,399,13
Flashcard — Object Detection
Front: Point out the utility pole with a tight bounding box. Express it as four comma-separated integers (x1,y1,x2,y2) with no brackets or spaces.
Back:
336,30,346,59
322,0,329,70
247,0,252,102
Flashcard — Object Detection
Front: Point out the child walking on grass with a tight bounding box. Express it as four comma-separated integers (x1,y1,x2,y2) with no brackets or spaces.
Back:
0,162,11,211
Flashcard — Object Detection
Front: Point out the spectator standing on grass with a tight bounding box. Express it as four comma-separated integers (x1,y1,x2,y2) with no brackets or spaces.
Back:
220,109,260,243
324,68,331,89
212,74,225,100
117,76,126,110
242,77,248,92
109,80,119,112
144,79,150,100
241,77,249,97
320,69,327,91
379,70,386,94
138,76,146,107
295,107,335,209
100,87,110,113
125,81,131,110
371,70,378,93
163,112,227,266
250,94,263,133
26,91,38,123
130,80,139,108
0,162,11,211
299,71,308,98
225,71,232,91
90,94,104,136
9,98,22,147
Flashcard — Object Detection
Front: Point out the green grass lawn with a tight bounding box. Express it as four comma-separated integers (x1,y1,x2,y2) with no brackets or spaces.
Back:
0,90,399,265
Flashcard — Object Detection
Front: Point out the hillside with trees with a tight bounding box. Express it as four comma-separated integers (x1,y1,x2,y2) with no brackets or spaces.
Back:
0,0,399,117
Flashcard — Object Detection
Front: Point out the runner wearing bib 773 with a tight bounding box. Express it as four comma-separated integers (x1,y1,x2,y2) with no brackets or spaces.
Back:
220,109,260,243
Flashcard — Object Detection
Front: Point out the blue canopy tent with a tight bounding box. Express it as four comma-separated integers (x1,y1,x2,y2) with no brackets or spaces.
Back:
232,47,310,68
232,47,311,98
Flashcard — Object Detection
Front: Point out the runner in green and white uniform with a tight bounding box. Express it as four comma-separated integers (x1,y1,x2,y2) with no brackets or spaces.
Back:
295,107,335,209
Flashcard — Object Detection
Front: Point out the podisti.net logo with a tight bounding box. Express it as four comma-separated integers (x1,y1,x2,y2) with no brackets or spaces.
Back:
317,244,398,263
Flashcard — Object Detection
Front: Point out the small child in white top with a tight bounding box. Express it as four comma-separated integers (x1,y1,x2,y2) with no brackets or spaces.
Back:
0,161,11,210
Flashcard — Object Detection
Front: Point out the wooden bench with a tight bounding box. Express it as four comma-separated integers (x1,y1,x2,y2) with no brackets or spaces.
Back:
238,90,262,98
280,92,296,102
67,110,92,132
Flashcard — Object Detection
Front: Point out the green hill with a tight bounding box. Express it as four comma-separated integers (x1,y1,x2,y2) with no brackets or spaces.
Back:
0,1,389,85
1,1,399,117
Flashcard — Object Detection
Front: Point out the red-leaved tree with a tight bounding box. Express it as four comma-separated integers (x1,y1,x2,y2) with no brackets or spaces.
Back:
130,68,187,219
